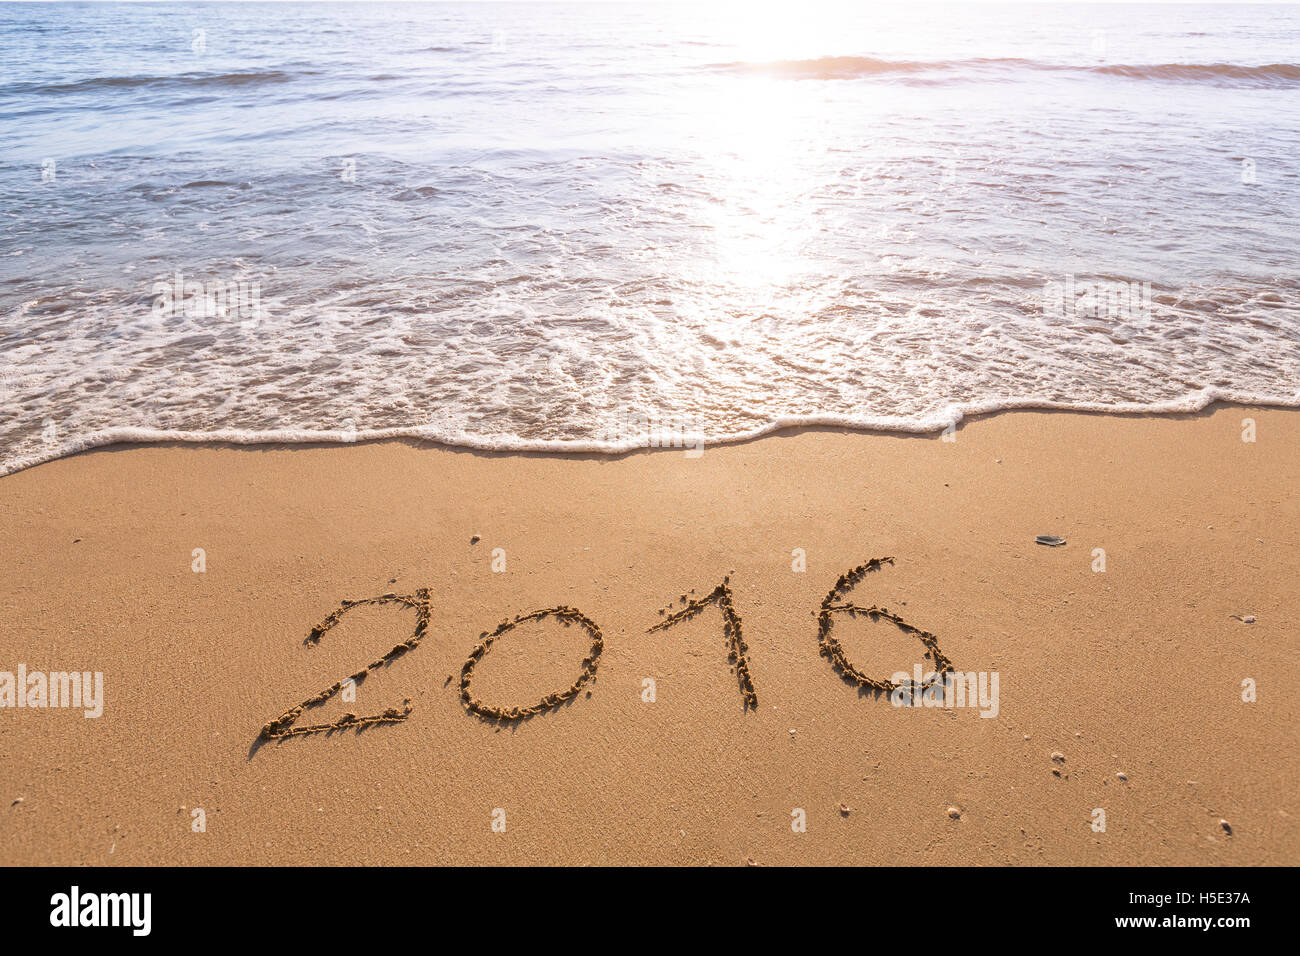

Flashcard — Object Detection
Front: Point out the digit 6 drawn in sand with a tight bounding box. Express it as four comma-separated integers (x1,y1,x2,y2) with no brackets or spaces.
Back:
817,558,954,691
460,606,604,721
647,577,758,709
259,589,430,740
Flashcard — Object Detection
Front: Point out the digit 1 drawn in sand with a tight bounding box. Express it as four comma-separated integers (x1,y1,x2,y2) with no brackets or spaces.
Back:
460,606,604,721
817,558,954,691
647,577,758,710
259,589,431,740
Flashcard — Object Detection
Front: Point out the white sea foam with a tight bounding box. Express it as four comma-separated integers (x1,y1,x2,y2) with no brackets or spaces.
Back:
3,385,1298,478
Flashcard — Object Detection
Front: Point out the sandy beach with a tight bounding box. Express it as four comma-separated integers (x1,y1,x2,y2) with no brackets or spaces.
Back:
1,404,1296,866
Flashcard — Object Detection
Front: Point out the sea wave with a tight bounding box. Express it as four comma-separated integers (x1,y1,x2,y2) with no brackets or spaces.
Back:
0,69,311,97
1094,61,1300,84
711,56,1300,88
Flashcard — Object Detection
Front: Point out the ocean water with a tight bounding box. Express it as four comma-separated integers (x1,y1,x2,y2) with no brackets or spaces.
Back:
1,1,1298,474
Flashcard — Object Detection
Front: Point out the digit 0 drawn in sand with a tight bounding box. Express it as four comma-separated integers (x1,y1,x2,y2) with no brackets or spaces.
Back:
647,577,758,710
259,589,431,740
818,558,954,691
460,606,604,721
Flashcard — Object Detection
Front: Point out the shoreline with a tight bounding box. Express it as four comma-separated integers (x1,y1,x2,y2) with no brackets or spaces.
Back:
4,396,1300,479
1,405,1296,865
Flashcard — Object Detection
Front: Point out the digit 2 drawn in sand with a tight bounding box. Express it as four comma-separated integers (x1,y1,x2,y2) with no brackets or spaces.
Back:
460,606,604,721
647,577,758,709
259,590,430,739
817,558,954,691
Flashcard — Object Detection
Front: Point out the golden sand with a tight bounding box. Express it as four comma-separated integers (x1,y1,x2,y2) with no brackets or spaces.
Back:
1,405,1296,865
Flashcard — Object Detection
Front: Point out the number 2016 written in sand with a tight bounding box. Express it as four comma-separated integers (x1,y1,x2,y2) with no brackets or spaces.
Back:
258,557,956,741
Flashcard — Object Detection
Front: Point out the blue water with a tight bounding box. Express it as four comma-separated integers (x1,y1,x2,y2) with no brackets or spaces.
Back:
1,1,1298,474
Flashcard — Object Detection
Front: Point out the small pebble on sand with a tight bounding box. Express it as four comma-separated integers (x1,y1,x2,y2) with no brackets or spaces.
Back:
947,807,961,820
839,803,850,816
1051,751,1066,763
470,535,481,544
1116,772,1128,782
1220,819,1232,835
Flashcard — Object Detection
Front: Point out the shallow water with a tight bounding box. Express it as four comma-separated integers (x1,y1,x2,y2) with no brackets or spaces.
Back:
1,1,1298,473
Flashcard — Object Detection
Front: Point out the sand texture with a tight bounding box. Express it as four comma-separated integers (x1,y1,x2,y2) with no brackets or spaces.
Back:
1,406,1296,865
